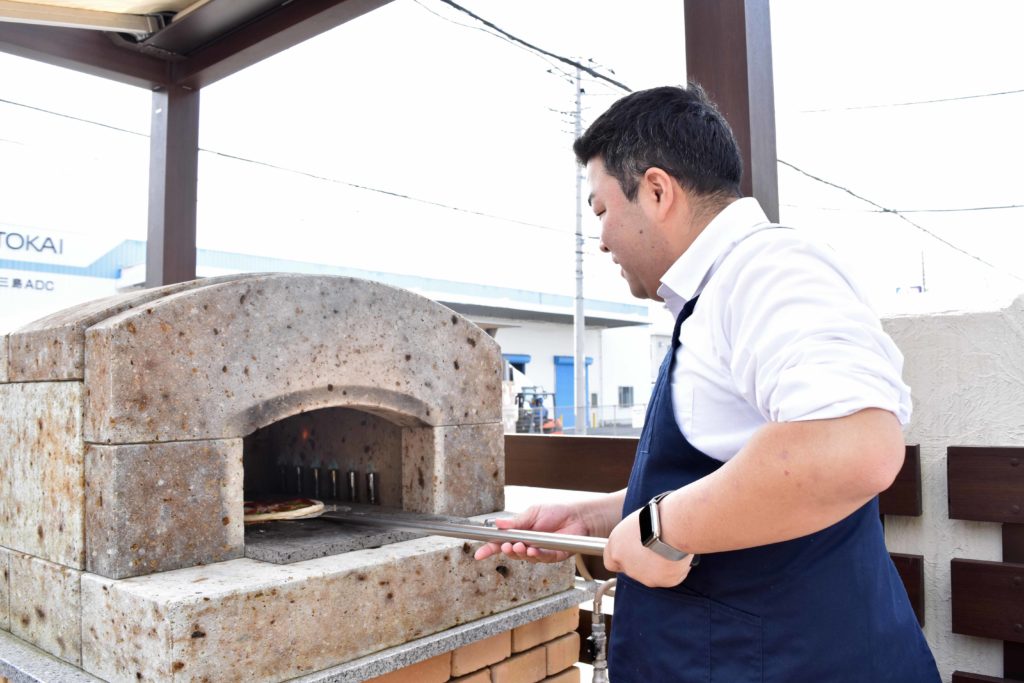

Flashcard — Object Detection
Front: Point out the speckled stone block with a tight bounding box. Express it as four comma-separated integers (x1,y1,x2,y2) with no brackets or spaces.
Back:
0,547,10,632
0,382,84,568
6,274,260,382
81,536,574,683
9,553,81,666
85,440,244,579
403,424,504,517
84,274,503,444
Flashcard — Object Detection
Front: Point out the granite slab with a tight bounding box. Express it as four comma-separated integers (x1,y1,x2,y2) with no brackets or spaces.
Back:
0,629,104,683
244,518,420,564
2,586,591,683
81,535,574,683
0,382,85,568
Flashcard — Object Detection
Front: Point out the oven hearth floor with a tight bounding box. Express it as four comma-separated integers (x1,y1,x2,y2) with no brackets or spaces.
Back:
244,504,502,564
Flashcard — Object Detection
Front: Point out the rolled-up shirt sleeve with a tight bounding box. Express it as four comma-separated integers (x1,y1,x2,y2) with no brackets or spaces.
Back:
719,236,912,426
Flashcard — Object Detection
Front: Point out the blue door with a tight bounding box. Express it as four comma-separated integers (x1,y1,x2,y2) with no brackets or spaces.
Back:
554,356,592,430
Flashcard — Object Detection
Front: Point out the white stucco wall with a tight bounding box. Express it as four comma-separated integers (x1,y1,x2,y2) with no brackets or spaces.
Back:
882,295,1024,681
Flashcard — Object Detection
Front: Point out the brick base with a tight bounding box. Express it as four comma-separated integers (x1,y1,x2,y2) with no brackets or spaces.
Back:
368,607,581,683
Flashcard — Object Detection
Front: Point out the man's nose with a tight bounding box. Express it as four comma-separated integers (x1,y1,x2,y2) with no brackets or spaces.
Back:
599,241,610,254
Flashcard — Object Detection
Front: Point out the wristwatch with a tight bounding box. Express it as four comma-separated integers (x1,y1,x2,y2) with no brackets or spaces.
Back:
639,491,689,561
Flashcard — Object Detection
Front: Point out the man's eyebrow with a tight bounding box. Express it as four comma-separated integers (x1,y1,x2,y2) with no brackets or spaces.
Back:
587,192,594,207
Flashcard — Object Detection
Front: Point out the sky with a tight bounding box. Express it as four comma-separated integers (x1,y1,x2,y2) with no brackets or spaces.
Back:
1,0,1023,328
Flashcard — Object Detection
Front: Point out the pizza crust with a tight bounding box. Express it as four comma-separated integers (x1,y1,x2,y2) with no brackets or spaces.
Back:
243,498,325,524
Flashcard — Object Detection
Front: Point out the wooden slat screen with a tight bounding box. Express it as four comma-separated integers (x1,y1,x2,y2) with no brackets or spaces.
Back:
890,553,925,626
948,446,1024,523
952,673,1015,683
879,444,923,516
950,558,1024,644
948,446,1024,680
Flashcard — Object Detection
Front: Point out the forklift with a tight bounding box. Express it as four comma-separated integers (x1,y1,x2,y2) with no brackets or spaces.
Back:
514,386,562,434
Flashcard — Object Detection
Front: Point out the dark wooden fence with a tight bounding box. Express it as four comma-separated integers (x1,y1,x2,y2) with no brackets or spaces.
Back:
948,447,1024,683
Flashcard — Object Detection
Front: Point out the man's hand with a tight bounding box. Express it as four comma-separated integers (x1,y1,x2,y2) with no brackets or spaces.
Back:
474,504,591,563
604,507,694,587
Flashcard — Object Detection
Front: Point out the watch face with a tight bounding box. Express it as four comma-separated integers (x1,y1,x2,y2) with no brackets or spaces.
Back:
639,502,656,547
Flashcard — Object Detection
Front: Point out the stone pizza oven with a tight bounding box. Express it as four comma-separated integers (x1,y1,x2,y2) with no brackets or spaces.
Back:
0,273,573,682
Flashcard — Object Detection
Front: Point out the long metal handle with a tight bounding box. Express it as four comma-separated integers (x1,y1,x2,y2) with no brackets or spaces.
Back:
320,511,607,557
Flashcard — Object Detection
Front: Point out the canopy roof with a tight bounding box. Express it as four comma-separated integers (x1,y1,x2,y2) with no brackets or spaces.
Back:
0,0,390,89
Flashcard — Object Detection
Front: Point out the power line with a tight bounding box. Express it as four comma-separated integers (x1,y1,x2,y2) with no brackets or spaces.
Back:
434,0,632,93
0,96,147,137
411,0,575,82
0,96,598,241
800,87,1024,113
778,159,1022,281
784,202,1024,214
890,204,1024,214
203,149,595,238
9,76,1014,276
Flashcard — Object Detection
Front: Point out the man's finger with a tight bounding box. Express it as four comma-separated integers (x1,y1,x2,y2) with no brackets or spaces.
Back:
525,546,568,563
474,543,500,561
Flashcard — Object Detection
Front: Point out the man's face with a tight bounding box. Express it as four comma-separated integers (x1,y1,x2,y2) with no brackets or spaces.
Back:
587,158,668,301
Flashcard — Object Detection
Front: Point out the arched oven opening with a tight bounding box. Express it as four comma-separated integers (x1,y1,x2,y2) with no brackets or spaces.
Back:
241,405,430,563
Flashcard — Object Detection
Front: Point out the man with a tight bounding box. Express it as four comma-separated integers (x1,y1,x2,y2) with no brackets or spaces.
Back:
476,84,940,682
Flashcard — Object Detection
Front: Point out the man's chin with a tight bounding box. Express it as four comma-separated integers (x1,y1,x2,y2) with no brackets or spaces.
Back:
626,282,652,300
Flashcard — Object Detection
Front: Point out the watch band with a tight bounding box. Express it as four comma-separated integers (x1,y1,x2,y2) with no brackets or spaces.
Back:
639,491,689,561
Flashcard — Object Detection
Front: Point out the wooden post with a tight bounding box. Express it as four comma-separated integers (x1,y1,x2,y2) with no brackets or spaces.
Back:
684,0,779,222
146,85,199,287
1004,524,1024,679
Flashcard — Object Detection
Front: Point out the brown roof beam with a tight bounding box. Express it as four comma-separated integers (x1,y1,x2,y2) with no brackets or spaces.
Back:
0,22,169,89
169,0,394,90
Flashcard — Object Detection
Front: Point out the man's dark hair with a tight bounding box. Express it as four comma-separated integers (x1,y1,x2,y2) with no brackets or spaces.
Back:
573,83,743,202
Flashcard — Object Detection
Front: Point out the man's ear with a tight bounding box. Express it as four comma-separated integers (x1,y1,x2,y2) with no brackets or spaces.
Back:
640,167,678,220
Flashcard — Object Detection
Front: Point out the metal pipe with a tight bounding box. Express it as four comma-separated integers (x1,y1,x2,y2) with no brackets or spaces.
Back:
590,578,616,683
311,467,321,499
366,472,378,505
293,466,303,495
329,469,339,500
320,511,606,557
347,470,358,502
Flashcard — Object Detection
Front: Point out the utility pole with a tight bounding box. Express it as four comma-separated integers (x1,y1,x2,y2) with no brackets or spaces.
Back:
920,249,927,292
573,65,587,435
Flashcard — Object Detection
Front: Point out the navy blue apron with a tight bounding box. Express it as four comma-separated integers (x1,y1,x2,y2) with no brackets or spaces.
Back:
609,295,940,683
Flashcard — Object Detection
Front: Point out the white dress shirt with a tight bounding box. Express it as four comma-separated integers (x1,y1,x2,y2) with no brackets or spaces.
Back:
656,198,912,463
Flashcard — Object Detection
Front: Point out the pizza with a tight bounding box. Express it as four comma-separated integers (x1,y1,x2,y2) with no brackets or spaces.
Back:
243,497,325,524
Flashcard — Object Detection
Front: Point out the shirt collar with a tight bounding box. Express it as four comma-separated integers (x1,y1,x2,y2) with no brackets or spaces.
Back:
657,197,773,317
